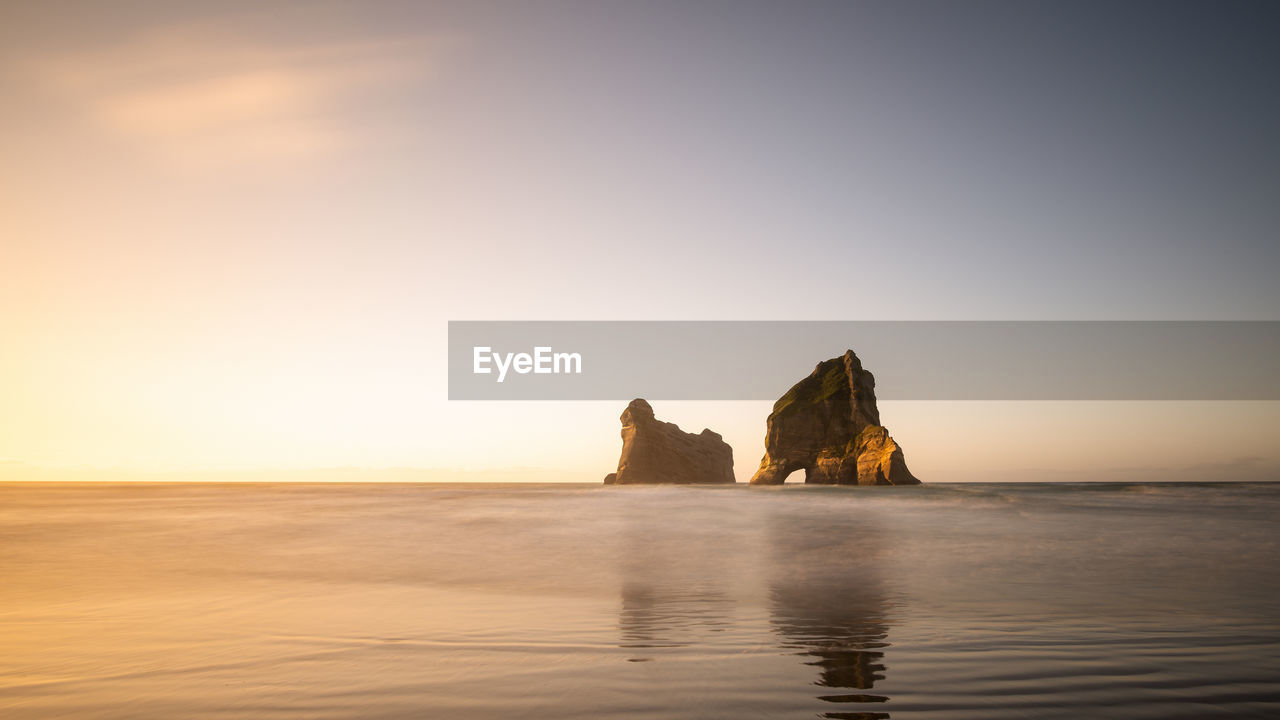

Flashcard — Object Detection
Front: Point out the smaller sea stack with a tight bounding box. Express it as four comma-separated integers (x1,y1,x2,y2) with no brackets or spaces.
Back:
604,399,735,485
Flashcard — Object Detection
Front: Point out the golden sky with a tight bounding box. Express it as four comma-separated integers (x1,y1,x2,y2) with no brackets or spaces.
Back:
3,3,1278,481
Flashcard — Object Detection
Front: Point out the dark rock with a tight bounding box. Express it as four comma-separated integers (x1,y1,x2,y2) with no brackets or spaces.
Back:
606,399,735,484
750,351,921,486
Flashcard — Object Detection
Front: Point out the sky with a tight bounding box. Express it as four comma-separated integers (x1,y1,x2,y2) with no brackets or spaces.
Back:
3,0,1279,482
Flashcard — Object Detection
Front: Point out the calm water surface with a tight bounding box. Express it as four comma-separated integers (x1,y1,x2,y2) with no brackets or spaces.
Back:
1,482,1278,719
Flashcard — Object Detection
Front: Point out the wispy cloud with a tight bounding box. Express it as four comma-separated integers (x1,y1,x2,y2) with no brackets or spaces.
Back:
32,22,441,168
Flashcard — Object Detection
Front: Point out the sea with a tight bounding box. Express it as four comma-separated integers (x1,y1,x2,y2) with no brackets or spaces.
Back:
2,481,1278,719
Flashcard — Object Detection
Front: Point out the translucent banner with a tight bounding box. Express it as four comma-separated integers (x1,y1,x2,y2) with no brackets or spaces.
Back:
448,321,1280,400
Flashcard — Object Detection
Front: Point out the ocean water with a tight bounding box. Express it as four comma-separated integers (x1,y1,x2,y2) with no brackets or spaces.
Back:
1,482,1278,719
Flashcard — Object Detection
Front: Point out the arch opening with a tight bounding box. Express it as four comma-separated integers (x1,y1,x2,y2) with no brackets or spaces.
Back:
782,468,807,484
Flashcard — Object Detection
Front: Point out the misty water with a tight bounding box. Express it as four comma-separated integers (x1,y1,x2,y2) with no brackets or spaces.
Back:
2,482,1278,719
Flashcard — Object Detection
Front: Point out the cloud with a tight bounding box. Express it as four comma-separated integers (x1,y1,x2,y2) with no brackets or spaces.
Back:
32,22,440,169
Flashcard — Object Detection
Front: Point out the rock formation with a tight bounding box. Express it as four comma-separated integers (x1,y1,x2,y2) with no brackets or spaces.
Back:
749,350,920,486
604,399,735,484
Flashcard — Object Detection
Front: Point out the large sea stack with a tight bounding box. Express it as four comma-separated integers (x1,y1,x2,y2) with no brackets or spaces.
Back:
604,399,735,484
750,350,920,486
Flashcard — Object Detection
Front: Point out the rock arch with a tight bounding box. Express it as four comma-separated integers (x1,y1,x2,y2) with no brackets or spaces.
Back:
749,350,920,486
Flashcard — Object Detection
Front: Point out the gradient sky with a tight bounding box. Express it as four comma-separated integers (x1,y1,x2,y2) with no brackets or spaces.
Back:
3,1,1279,481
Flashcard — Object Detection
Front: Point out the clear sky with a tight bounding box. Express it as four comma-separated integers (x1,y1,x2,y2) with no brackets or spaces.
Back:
3,1,1278,482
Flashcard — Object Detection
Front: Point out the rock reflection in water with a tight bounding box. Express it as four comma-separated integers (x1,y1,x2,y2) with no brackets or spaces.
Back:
768,509,893,719
618,581,732,651
609,494,896,718
613,504,738,661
